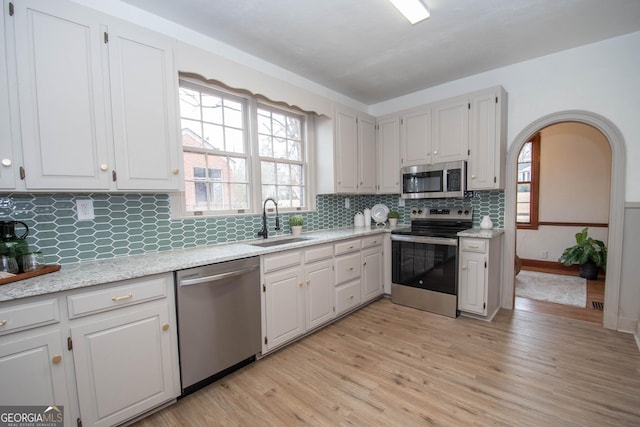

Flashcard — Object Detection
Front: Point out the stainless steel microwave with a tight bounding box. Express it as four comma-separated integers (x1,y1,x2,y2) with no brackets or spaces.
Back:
401,160,466,199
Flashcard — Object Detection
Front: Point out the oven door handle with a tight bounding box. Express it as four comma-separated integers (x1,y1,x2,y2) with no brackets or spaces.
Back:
391,234,458,246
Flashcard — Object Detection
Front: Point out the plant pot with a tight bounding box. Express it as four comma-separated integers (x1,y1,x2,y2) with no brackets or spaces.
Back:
291,226,302,236
579,261,598,280
388,218,398,227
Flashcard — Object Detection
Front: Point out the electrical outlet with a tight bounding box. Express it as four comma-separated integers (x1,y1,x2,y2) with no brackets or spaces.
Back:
398,197,405,207
540,250,548,259
76,199,95,221
345,198,350,209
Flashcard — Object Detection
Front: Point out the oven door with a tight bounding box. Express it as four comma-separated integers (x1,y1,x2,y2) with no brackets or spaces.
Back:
391,235,458,295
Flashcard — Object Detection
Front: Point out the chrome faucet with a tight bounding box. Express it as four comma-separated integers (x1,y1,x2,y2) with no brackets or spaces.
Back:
257,198,280,239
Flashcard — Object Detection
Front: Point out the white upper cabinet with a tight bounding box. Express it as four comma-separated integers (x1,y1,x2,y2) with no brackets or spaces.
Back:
316,105,377,194
334,108,359,193
376,115,400,193
357,114,376,193
108,22,181,191
0,2,16,189
10,0,181,192
400,107,432,167
14,0,111,190
468,86,507,190
431,95,469,163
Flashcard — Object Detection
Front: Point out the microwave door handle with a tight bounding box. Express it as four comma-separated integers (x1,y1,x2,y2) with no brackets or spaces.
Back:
442,168,448,192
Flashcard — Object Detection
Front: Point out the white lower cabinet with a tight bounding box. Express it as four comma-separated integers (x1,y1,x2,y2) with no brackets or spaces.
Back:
262,246,335,353
67,273,179,427
362,245,384,303
334,239,362,316
458,235,503,319
0,273,180,427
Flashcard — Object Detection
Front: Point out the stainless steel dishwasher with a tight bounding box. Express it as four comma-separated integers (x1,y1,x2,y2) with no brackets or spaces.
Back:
175,256,261,395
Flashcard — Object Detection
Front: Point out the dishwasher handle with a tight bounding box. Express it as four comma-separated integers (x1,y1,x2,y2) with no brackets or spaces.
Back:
179,265,259,287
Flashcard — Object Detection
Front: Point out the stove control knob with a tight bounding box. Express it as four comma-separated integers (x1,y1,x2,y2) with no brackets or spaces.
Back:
417,209,423,215
464,210,470,215
457,210,463,215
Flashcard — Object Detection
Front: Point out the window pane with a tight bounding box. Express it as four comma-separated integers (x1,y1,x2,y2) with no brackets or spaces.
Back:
289,141,301,161
203,123,224,151
201,93,222,124
262,184,276,200
259,135,273,157
273,137,287,159
276,163,290,184
225,128,244,153
272,113,286,137
258,110,271,134
518,142,532,163
261,161,276,184
224,100,243,128
179,88,201,120
181,119,202,143
286,116,300,140
183,152,206,180
230,183,248,209
291,164,303,185
228,157,247,182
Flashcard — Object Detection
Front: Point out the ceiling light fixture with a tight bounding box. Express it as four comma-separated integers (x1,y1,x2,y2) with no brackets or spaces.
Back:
387,0,430,24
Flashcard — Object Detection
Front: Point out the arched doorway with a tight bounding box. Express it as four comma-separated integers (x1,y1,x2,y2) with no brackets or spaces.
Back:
503,111,626,330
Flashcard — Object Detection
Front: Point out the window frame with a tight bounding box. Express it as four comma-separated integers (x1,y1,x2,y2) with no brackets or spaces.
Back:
516,133,540,230
173,77,314,218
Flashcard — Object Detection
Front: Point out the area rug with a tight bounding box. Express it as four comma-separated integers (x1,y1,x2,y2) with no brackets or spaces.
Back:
515,270,587,307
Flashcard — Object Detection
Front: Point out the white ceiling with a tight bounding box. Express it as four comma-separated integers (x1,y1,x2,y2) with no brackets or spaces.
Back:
120,0,640,104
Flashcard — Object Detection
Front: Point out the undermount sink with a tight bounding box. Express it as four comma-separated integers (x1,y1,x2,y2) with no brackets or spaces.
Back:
250,237,310,247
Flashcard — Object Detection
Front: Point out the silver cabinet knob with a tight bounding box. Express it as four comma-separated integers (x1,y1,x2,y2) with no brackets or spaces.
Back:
433,150,438,155
1,159,11,167
100,164,109,171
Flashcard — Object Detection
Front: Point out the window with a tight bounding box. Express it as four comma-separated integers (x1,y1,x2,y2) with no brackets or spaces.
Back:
176,78,311,216
257,106,304,208
517,133,540,228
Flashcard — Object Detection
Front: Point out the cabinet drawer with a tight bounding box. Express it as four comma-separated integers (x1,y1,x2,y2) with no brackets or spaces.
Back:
67,275,169,319
335,253,361,285
461,239,487,253
361,235,383,249
262,250,302,273
305,245,333,264
334,239,361,256
0,299,59,336
335,281,362,315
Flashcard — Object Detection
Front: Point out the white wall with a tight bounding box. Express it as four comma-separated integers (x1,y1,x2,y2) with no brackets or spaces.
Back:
370,32,640,203
517,122,611,261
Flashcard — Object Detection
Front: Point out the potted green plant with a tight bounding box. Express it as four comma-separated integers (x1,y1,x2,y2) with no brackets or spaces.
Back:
387,210,400,227
289,215,304,236
558,228,607,280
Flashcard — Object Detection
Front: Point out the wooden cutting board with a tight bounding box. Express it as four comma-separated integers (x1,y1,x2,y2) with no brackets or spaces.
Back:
0,264,61,286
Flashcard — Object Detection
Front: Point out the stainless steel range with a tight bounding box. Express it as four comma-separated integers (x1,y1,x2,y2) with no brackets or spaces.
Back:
390,206,473,317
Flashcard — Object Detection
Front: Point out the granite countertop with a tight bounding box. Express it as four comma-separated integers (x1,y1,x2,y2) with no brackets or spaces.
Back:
0,226,394,302
457,228,505,238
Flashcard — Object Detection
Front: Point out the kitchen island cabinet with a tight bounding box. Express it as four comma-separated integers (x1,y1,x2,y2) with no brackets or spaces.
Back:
10,0,181,192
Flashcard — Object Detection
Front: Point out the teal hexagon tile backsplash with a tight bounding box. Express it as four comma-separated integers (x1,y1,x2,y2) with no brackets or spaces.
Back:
0,191,504,265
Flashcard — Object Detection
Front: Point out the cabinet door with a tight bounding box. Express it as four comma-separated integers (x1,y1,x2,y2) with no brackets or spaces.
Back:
400,108,431,167
0,2,16,189
14,0,110,189
0,330,70,414
71,303,176,427
468,90,500,190
362,247,383,302
108,22,181,191
304,259,335,330
358,115,376,193
458,251,487,315
432,96,469,163
264,267,304,351
377,116,400,193
334,109,358,193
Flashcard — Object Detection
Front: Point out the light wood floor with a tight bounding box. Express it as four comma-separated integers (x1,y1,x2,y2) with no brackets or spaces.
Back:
133,298,640,427
515,266,605,324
